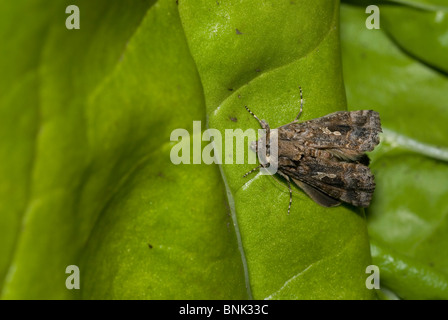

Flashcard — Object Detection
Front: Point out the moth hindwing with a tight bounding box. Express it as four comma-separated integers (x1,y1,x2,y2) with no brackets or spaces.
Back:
243,86,382,214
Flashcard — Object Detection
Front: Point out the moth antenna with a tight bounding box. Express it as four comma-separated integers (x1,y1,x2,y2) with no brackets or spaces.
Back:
294,86,304,122
244,106,262,125
244,106,270,133
242,164,263,178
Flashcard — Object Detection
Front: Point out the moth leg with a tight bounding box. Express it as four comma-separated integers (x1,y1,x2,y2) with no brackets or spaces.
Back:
242,164,263,178
277,171,293,215
293,86,304,122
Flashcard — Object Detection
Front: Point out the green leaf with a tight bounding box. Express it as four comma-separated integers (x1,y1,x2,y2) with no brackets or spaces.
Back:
0,0,246,299
382,5,448,73
341,2,448,299
386,0,448,11
371,239,448,299
179,0,375,299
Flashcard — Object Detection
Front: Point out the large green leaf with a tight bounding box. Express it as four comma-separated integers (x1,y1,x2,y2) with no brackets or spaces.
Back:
0,0,376,299
179,0,375,299
0,0,246,299
341,2,448,299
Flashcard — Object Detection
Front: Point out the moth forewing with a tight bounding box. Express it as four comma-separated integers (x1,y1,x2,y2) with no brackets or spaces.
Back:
280,156,376,208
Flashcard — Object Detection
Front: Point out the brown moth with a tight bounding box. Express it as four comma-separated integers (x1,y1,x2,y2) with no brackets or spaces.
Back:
243,87,382,214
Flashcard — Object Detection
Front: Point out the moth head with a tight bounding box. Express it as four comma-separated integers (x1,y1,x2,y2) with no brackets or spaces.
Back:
251,130,278,168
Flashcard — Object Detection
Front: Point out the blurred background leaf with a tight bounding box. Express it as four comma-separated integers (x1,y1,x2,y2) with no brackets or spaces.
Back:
341,1,448,299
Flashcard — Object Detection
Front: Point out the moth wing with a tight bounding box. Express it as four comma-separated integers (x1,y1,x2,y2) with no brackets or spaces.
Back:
282,156,375,207
280,110,382,161
292,178,341,207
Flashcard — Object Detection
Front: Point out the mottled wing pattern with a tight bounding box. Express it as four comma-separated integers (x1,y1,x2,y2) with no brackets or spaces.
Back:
279,156,375,207
245,106,381,209
278,110,381,162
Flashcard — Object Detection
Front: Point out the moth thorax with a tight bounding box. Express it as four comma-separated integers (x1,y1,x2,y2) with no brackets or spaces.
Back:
254,130,278,168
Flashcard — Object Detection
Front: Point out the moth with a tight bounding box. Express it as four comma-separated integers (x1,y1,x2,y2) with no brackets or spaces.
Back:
243,86,382,214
